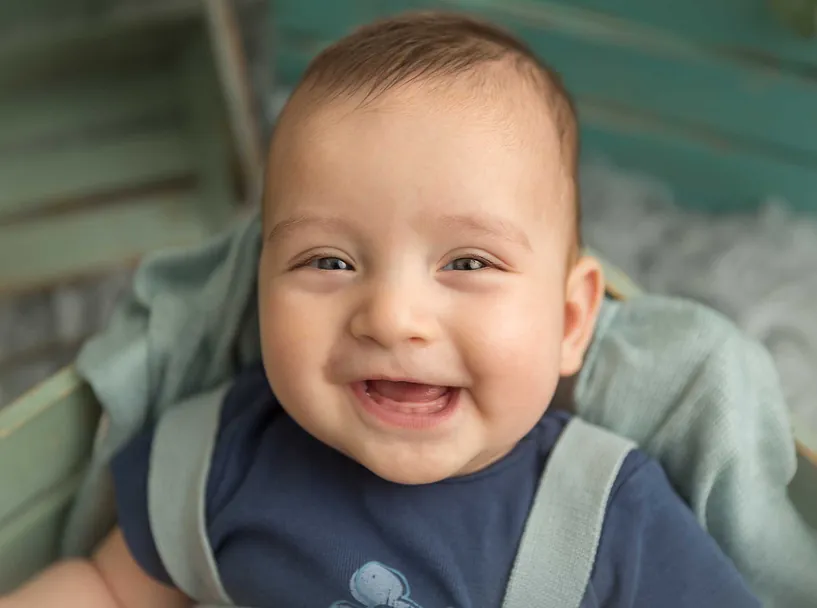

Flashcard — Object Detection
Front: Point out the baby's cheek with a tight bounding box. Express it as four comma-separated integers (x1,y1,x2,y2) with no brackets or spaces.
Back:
466,293,561,370
259,295,323,390
262,282,329,346
460,296,563,418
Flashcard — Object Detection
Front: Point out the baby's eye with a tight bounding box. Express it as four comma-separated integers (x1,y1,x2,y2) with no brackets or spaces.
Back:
307,256,352,271
442,257,488,271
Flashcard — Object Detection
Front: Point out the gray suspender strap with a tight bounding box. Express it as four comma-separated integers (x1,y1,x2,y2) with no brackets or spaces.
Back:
148,383,234,606
502,417,636,608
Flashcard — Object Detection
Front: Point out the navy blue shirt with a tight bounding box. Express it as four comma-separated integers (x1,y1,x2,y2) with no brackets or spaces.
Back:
112,364,759,607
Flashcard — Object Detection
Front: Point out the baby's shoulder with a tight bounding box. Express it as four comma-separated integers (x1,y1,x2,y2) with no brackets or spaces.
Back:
600,447,699,558
588,447,760,606
205,362,280,511
110,363,280,584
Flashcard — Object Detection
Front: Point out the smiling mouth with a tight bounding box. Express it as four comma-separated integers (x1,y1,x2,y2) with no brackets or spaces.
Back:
351,379,460,429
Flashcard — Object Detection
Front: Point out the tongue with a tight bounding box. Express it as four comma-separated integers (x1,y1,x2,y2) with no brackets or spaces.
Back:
368,380,448,403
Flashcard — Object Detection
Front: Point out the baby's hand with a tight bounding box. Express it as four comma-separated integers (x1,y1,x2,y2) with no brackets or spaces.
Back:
0,528,190,608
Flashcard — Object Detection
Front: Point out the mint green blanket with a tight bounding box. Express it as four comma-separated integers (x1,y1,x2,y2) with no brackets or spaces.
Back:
64,209,817,606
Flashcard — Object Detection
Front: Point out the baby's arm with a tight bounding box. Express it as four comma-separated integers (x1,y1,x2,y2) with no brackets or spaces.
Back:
0,527,189,608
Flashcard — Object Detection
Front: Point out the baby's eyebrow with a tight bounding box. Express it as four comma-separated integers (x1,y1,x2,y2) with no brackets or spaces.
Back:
267,212,532,251
439,213,532,251
266,214,355,243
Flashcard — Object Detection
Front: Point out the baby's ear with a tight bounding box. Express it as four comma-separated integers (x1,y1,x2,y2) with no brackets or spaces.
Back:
559,255,605,377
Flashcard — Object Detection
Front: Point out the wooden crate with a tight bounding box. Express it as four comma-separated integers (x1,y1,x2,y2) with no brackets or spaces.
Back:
0,0,264,590
0,0,262,296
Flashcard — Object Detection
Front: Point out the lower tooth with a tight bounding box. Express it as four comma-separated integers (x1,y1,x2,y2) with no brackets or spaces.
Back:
394,402,446,414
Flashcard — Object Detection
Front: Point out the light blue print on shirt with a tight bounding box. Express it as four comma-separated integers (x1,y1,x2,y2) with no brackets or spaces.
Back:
330,561,425,608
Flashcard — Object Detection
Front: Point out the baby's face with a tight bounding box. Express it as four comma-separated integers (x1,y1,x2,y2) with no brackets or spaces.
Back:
259,81,596,484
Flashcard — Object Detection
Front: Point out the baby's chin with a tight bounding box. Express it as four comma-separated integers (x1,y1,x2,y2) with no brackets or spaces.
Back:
363,459,458,486
345,442,516,486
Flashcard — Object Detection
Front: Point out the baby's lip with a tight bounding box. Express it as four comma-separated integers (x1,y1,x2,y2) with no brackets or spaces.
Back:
364,374,429,384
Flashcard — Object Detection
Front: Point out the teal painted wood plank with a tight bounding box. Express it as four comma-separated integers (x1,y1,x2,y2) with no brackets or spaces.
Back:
0,366,95,588
0,191,213,294
0,128,194,219
519,0,817,65
0,368,96,528
0,0,202,40
272,0,817,65
0,70,180,153
0,4,198,91
179,33,237,231
0,0,103,26
578,101,817,214
0,471,85,594
499,22,817,159
275,47,314,88
272,0,387,37
282,0,817,66
204,0,265,198
438,0,817,67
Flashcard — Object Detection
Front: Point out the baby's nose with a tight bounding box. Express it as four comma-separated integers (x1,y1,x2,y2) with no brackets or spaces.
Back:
349,281,437,348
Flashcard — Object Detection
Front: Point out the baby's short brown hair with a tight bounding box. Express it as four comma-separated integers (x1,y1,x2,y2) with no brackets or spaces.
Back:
278,11,581,246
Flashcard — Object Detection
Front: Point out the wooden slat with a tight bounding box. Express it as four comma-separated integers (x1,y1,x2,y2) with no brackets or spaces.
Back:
0,367,96,527
521,0,817,66
0,0,260,33
273,0,817,67
0,470,85,593
0,128,193,219
0,0,203,52
579,100,817,214
0,192,213,294
0,70,179,153
204,0,264,199
0,5,200,91
179,33,238,229
272,0,389,38
0,0,264,91
517,26,817,158
0,0,104,27
274,47,313,89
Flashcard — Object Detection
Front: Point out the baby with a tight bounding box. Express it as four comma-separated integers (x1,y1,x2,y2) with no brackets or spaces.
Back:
3,12,760,608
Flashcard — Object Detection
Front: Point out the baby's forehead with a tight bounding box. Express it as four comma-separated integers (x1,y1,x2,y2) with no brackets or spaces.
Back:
265,72,576,244
277,93,555,191
275,71,565,178
297,63,557,140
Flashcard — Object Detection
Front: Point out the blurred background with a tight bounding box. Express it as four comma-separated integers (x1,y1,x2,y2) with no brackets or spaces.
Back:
0,0,270,405
1,0,816,442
